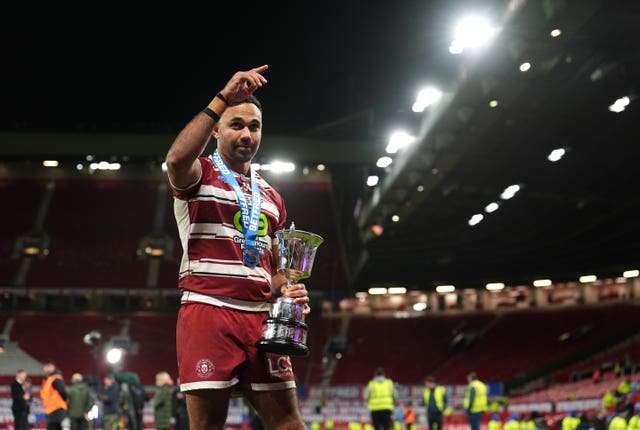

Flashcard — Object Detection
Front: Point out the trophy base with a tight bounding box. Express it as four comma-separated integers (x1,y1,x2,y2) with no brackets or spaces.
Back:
256,338,310,357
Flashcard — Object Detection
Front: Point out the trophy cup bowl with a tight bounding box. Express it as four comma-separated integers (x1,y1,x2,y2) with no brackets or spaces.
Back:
256,226,324,357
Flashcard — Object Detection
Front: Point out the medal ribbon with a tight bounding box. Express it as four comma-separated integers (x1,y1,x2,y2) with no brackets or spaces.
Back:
211,150,262,265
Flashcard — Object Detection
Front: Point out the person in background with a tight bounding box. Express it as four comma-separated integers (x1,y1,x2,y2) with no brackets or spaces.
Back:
363,367,397,430
67,373,94,430
403,401,416,430
627,405,640,430
154,372,174,430
11,369,30,430
562,410,580,430
488,413,501,430
593,368,602,384
603,390,618,414
521,412,536,430
503,413,519,430
98,375,120,430
393,404,404,430
464,372,487,430
423,375,447,430
40,360,68,430
607,406,626,430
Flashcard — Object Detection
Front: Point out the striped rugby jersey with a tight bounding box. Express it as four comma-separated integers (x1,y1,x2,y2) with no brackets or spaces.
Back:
169,156,287,303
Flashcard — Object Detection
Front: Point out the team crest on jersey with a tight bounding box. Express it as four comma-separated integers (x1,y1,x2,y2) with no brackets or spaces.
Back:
195,359,215,378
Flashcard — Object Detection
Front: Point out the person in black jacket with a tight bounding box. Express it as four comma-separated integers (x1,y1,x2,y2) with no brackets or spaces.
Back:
11,369,31,430
97,375,121,430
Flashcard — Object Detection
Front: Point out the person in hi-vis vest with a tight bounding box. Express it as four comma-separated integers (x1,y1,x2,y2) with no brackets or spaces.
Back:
40,360,68,430
364,367,398,430
423,375,447,430
464,372,487,430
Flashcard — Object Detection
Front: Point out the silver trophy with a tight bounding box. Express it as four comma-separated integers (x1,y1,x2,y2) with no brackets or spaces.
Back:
256,222,324,357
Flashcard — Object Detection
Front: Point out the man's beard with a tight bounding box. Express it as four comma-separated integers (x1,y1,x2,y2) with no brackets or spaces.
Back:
230,144,257,163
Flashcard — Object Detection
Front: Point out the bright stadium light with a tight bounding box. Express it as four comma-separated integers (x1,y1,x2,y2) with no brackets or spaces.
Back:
388,287,407,294
500,184,521,200
43,160,59,167
485,282,505,291
368,287,387,295
413,302,428,311
468,214,484,226
435,285,455,294
533,279,552,287
608,96,630,113
548,148,566,162
259,161,295,173
386,131,415,153
449,15,498,55
519,62,531,72
367,175,379,187
550,29,562,38
485,202,499,213
623,270,639,278
106,348,123,364
376,157,393,168
412,87,443,112
579,275,597,283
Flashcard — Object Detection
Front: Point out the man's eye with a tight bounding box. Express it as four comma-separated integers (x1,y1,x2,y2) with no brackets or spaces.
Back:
249,125,261,132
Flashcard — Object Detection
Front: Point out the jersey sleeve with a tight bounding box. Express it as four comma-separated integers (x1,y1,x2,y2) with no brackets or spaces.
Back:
167,157,211,199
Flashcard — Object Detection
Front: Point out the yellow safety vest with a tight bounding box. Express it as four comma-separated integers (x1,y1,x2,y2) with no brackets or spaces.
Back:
627,415,640,430
603,391,617,409
424,386,446,412
367,379,394,411
488,420,501,430
464,380,488,413
608,416,626,430
562,416,580,430
503,420,519,430
348,422,363,430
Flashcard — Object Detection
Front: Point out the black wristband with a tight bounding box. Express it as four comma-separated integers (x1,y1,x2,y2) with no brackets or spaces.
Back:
216,92,228,105
202,107,220,122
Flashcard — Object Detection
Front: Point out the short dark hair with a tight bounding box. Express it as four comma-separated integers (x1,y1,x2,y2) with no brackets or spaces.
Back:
467,372,477,381
43,359,56,366
425,375,435,383
375,367,385,376
229,95,262,112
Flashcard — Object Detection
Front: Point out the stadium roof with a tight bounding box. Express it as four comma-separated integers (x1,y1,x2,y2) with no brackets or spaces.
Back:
2,0,639,292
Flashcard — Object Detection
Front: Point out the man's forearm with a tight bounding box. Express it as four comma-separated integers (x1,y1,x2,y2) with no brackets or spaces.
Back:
166,113,215,170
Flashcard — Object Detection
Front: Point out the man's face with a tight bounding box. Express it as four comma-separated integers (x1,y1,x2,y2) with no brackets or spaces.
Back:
214,102,262,166
17,371,27,383
426,381,435,389
43,364,54,375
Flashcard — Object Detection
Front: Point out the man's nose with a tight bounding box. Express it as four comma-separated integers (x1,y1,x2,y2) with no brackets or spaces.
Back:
240,126,252,139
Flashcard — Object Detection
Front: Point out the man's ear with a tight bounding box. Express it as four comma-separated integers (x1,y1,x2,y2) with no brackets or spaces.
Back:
212,125,220,139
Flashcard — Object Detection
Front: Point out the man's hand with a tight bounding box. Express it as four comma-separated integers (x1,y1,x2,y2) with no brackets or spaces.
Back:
280,282,311,315
220,64,268,103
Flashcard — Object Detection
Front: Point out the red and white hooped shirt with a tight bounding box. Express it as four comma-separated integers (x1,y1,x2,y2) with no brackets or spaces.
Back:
168,156,287,311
